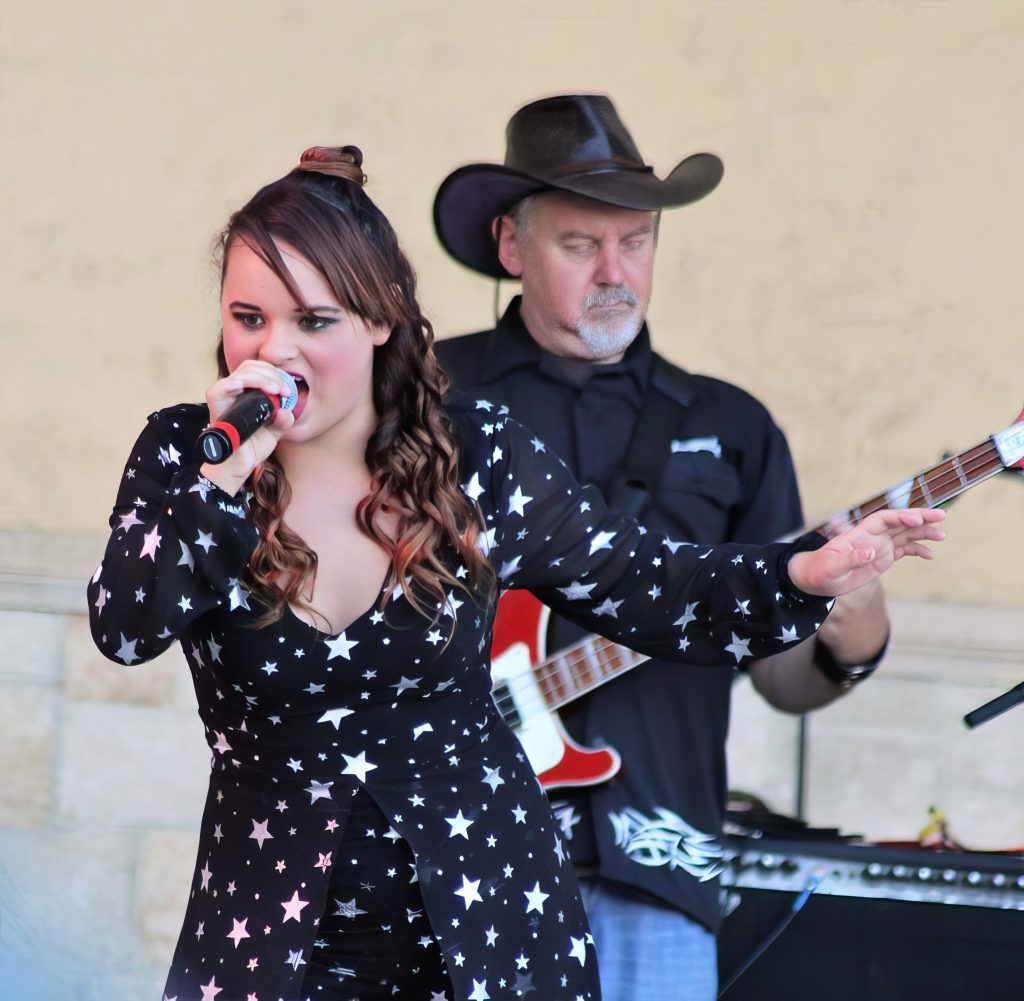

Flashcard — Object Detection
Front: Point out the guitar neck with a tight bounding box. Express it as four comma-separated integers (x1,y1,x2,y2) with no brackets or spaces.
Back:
533,635,651,712
809,426,1020,534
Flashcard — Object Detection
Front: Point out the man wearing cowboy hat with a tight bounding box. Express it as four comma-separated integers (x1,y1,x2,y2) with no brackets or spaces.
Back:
434,94,890,1000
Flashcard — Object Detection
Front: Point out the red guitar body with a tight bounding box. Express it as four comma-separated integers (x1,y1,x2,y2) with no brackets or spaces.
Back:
490,589,621,790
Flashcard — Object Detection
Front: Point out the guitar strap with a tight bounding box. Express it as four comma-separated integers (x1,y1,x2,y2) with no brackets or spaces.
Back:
606,356,696,518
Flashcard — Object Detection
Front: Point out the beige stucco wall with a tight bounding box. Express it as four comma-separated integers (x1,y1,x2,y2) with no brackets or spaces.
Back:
5,0,1023,601
2,2,1023,997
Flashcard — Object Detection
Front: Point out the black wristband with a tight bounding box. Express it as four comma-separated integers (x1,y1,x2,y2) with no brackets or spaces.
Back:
813,631,890,689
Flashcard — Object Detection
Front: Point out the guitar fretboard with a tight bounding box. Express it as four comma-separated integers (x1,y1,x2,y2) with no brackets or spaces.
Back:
806,437,1008,536
534,636,651,711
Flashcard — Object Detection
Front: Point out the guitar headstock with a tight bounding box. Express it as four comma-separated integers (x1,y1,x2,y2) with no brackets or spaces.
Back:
992,405,1024,470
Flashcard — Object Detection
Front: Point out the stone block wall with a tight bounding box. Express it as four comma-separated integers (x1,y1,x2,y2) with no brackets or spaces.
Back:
0,536,209,999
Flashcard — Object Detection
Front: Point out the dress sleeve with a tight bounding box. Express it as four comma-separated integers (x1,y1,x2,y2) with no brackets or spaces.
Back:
87,407,259,666
471,409,831,669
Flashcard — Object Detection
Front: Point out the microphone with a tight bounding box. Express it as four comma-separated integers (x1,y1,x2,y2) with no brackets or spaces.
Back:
197,370,299,464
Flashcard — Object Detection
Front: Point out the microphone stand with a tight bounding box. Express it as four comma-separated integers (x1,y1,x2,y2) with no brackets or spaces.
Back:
963,681,1024,729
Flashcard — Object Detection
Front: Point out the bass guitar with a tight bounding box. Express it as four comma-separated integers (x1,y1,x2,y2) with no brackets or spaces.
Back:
490,408,1024,790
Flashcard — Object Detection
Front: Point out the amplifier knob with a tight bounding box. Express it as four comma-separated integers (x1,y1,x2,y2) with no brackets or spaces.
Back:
966,871,983,886
991,873,1007,888
1014,876,1024,892
892,865,910,880
941,869,958,884
865,862,888,879
916,867,934,882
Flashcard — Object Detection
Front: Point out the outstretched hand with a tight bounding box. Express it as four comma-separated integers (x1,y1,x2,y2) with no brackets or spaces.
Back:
787,508,946,597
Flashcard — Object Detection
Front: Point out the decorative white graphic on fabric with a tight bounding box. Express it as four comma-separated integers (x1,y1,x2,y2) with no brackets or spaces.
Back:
550,801,582,841
608,806,725,880
670,435,722,459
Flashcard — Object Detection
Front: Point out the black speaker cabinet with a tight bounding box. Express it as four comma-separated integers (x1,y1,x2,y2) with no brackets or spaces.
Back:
717,838,1024,1001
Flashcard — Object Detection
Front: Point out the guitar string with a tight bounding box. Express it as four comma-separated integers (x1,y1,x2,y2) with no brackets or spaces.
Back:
492,441,1007,726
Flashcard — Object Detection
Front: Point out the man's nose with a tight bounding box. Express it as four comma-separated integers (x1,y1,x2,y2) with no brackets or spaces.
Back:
593,245,625,286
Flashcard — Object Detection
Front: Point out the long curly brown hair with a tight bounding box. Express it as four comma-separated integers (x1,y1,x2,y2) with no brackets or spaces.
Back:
215,146,493,631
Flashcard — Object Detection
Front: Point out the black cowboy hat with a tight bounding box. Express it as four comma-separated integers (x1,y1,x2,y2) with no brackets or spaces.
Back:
433,94,724,279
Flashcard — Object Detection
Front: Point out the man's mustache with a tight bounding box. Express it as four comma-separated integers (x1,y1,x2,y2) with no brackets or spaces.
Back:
582,287,638,310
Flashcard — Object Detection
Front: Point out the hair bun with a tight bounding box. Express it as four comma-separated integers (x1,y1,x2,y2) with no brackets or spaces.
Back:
296,145,367,186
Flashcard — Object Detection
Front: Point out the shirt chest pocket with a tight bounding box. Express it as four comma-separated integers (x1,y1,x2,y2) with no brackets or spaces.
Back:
654,452,743,541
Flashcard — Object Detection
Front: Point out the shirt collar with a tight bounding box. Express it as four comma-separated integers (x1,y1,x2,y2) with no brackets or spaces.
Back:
479,295,653,394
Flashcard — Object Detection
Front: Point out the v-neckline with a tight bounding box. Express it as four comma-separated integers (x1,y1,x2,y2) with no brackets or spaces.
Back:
283,571,391,640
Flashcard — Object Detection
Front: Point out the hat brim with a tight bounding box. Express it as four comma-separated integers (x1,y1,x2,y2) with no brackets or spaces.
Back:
433,153,723,279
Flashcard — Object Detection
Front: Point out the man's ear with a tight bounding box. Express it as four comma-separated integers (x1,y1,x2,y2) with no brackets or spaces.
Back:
494,216,524,278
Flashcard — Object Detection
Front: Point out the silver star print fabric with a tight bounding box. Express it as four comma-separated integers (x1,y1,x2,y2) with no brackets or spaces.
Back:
88,399,829,1001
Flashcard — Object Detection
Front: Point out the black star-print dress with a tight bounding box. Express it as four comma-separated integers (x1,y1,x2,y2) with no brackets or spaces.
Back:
88,398,830,1001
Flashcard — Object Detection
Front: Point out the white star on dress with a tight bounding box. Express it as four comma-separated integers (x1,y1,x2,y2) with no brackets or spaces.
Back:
318,708,354,729
116,633,140,665
341,751,377,782
482,765,505,792
249,819,273,848
140,526,162,560
724,632,753,663
455,874,483,910
557,580,598,601
324,632,358,660
674,602,699,630
118,509,143,531
463,472,485,500
777,624,800,643
199,975,222,1000
446,809,474,839
304,780,334,804
226,918,250,948
593,597,623,617
390,676,422,696
588,530,616,555
499,556,522,579
569,935,587,966
524,882,549,914
281,890,309,923
507,485,533,516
